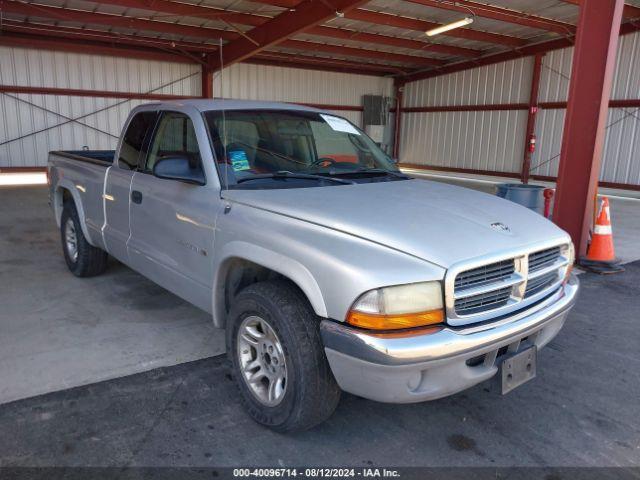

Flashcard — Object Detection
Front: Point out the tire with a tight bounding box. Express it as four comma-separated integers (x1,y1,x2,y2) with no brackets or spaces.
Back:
226,280,341,432
60,200,108,277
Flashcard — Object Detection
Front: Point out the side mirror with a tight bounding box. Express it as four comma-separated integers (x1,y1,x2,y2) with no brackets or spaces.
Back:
153,156,205,185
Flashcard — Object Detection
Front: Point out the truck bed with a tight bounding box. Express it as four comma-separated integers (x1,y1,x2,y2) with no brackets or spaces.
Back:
50,150,115,166
48,150,116,252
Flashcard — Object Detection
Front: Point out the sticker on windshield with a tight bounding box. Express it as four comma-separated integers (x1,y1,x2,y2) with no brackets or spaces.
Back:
228,149,250,171
320,114,360,135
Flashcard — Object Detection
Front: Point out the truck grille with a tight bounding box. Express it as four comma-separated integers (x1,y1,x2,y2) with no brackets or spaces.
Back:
454,259,515,289
525,271,559,298
529,246,561,273
455,286,512,316
448,243,570,324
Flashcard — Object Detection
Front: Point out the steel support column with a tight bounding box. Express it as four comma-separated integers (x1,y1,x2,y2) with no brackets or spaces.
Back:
521,53,543,184
393,80,405,160
201,57,214,99
553,0,624,256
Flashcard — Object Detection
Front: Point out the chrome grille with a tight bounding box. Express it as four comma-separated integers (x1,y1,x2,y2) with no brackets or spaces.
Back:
447,242,571,325
454,259,515,289
455,286,512,316
529,246,561,273
525,271,559,298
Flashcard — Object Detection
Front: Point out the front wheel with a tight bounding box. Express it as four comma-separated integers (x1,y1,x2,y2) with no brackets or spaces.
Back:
226,280,341,432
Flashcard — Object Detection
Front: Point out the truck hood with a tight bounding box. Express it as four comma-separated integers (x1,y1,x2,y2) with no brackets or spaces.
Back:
222,179,570,268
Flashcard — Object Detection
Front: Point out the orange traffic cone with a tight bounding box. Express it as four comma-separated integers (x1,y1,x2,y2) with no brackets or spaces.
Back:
579,196,624,274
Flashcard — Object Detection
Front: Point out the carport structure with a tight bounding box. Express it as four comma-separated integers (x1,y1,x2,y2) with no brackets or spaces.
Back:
1,0,639,252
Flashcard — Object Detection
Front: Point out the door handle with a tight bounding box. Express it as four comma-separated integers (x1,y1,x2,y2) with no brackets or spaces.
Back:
131,190,143,204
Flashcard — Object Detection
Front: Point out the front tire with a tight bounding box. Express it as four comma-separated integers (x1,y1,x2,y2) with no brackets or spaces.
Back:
60,201,108,277
227,280,341,432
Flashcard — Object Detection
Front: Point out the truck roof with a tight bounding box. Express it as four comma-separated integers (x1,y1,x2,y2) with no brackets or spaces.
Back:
146,99,327,113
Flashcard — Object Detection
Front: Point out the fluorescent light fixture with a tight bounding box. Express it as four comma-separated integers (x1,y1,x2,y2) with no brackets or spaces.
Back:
426,17,474,36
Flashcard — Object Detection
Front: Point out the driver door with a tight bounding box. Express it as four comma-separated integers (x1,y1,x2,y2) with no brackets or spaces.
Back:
127,110,218,312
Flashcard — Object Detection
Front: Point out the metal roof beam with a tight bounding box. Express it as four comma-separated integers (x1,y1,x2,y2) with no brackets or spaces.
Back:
279,39,446,66
344,9,527,46
3,2,441,68
405,0,576,35
91,0,515,50
209,0,370,70
561,0,640,19
0,27,400,76
1,1,238,41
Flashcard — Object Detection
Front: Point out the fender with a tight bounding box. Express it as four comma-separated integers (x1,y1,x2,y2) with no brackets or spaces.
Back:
212,240,328,328
54,179,95,245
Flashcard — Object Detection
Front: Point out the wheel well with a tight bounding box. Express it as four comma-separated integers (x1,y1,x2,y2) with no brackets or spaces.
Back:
54,187,73,225
218,258,308,326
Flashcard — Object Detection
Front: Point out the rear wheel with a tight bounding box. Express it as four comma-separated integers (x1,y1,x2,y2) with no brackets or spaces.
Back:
227,280,341,432
60,201,108,277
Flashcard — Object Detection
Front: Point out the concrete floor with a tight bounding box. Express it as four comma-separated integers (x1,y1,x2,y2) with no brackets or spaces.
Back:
1,262,639,467
0,186,223,405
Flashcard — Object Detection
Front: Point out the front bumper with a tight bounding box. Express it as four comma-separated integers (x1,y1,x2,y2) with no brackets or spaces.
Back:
320,274,579,403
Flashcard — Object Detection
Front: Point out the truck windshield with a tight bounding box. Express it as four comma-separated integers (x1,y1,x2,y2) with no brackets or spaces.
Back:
204,109,401,188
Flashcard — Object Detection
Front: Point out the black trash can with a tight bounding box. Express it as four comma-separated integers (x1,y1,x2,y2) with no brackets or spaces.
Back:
496,183,545,216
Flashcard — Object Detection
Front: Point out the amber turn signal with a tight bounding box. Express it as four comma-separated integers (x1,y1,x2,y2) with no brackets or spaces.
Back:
346,309,444,330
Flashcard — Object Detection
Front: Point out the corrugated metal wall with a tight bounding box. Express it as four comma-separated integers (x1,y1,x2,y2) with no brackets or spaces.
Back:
532,31,640,185
213,63,393,127
400,30,640,187
1,47,393,168
0,46,200,168
401,57,533,174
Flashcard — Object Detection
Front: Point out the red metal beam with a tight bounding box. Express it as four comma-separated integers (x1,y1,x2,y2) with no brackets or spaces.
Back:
402,19,640,84
562,0,640,19
78,0,268,27
249,52,404,75
0,28,400,77
554,0,625,256
1,1,237,41
0,84,198,100
210,0,369,70
0,33,195,64
406,0,576,35
344,9,527,47
251,2,529,46
3,3,443,69
201,58,214,99
521,53,544,184
68,0,483,58
393,79,405,160
403,103,529,113
1,21,219,58
0,84,365,113
279,39,446,67
306,26,482,58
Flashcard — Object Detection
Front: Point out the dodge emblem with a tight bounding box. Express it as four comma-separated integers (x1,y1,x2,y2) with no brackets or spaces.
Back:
491,222,511,233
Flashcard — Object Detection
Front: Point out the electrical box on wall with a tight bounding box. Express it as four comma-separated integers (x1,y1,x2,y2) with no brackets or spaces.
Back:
362,95,393,154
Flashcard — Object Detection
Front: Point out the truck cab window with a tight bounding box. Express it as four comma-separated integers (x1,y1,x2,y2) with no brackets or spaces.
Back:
118,111,157,170
145,112,202,173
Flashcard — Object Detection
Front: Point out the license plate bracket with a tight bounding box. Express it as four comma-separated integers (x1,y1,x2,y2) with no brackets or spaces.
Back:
501,345,537,394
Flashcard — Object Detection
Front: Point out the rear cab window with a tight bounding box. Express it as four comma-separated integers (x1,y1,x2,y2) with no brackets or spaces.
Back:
118,111,158,170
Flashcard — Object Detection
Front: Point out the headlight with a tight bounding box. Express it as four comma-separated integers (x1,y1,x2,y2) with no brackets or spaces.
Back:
346,281,444,330
563,242,575,282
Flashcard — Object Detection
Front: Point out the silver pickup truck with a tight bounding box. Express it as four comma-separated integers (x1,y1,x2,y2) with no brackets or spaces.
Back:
48,100,579,432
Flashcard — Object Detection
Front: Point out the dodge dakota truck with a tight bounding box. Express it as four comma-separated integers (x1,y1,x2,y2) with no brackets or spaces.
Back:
48,100,579,432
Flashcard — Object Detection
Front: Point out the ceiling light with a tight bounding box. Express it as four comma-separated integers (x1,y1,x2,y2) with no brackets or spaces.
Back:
426,17,474,36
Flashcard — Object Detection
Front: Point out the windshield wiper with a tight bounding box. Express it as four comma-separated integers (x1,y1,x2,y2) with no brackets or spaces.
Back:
327,168,410,179
236,171,356,185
